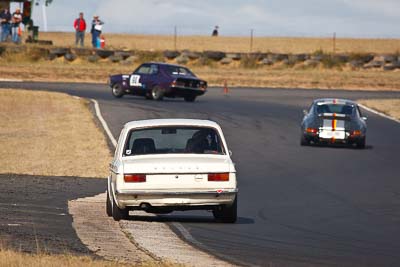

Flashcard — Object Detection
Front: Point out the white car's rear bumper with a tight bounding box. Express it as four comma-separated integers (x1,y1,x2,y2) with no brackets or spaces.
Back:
115,188,238,208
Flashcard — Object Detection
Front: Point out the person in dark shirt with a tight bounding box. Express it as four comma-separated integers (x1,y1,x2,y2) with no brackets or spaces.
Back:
0,8,11,42
90,15,104,48
73,12,86,47
212,25,219,37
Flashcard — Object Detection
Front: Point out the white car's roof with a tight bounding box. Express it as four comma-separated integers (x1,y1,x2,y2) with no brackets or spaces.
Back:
124,119,221,129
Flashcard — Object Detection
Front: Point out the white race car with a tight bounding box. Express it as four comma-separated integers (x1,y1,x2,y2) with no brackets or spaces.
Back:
107,119,238,223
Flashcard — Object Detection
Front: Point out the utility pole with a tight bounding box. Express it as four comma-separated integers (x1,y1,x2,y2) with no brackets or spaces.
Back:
333,32,336,54
174,26,177,51
250,29,254,53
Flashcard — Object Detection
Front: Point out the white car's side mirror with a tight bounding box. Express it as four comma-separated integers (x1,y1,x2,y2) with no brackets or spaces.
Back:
229,150,233,157
303,109,308,115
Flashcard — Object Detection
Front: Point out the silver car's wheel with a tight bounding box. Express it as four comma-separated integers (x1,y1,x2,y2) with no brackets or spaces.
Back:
300,135,309,146
112,84,124,98
356,137,366,149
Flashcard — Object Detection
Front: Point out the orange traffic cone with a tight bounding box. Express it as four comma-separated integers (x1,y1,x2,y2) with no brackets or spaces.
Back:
223,80,229,94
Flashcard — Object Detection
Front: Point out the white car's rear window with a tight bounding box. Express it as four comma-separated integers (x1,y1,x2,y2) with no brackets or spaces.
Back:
123,126,225,156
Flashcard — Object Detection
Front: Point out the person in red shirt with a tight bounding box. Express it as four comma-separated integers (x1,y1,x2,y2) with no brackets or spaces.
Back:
73,12,86,47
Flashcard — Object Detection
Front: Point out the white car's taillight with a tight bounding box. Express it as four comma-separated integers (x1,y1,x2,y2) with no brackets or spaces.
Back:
124,174,146,183
208,173,229,182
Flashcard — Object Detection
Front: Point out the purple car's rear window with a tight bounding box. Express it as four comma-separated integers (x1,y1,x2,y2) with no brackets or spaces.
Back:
164,66,195,77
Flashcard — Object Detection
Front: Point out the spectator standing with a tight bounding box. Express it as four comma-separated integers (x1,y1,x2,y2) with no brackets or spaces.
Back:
99,34,105,49
91,15,104,48
212,25,219,37
73,12,86,47
0,8,11,42
11,8,22,43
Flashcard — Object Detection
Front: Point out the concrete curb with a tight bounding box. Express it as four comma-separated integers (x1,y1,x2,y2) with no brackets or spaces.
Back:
91,99,117,148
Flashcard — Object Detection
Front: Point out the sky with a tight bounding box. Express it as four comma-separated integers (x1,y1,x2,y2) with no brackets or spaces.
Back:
11,0,400,38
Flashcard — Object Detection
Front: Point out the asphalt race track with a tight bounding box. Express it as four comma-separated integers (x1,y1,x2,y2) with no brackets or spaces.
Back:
1,81,400,266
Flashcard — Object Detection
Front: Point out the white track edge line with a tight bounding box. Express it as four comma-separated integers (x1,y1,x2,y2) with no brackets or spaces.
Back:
0,78,23,82
91,99,117,148
358,103,400,124
171,222,205,248
171,222,248,266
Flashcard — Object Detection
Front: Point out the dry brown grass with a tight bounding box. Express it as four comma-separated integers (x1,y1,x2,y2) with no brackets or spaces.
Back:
0,249,179,267
0,249,132,267
0,89,112,178
358,99,400,120
2,32,400,90
38,32,400,54
194,66,400,91
0,61,399,91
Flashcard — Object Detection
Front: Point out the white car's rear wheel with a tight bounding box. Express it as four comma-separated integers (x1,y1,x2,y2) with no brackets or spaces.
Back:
106,190,112,217
111,194,129,221
213,196,237,223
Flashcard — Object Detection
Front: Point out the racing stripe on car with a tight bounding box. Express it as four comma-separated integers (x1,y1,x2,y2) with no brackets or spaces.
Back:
331,113,336,143
331,113,337,131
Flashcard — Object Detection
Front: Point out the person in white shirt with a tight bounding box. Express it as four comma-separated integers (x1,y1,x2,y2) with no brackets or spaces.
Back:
11,7,22,43
91,15,104,48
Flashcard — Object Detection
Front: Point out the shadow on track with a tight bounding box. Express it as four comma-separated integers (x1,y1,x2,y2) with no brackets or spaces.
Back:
125,213,255,225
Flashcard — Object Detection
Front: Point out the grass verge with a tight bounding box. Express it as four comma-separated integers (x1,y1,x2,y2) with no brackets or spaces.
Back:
0,89,112,178
38,32,400,54
0,61,399,91
358,99,400,120
0,249,132,267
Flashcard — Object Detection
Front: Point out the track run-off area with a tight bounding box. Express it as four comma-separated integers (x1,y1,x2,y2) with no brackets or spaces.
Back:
1,81,400,267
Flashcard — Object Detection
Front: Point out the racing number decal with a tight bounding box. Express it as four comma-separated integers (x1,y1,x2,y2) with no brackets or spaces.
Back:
129,75,142,87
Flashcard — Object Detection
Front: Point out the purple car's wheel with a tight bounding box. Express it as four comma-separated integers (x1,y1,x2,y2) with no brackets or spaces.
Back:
111,84,124,98
151,86,164,101
184,95,196,102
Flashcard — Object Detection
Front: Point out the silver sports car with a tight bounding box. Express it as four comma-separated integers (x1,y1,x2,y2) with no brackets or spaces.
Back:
301,98,367,148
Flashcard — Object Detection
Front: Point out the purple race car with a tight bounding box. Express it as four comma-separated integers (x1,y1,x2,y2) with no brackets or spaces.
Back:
109,62,207,102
